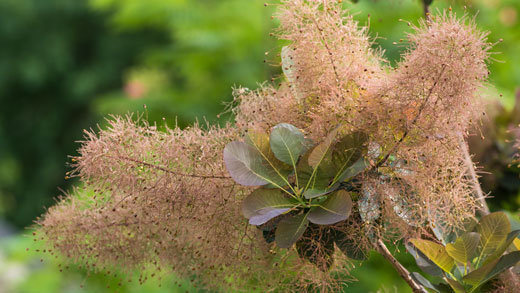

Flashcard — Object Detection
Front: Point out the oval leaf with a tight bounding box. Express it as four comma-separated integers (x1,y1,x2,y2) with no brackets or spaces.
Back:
242,189,294,226
482,229,520,266
223,141,268,186
463,251,520,287
410,239,454,273
275,213,309,248
477,212,511,263
406,242,444,277
445,232,480,265
308,190,352,225
335,157,369,183
245,130,292,186
329,131,368,185
270,123,309,166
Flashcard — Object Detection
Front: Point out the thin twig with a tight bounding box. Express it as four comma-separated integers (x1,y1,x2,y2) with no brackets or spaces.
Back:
372,63,449,171
374,239,427,293
457,134,490,216
115,155,231,179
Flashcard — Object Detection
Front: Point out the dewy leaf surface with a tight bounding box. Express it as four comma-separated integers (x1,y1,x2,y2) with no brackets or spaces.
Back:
445,232,480,265
308,190,352,225
275,213,309,248
270,123,309,166
410,239,454,273
242,189,294,225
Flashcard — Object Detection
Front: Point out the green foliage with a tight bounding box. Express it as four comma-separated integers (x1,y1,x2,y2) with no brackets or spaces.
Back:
408,212,520,292
0,0,168,227
225,123,369,268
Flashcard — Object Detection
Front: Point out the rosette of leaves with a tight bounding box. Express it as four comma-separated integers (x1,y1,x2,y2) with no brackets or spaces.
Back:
406,212,520,292
223,123,369,270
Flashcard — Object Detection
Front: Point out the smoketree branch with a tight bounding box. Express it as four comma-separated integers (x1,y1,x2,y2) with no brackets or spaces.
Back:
374,239,428,293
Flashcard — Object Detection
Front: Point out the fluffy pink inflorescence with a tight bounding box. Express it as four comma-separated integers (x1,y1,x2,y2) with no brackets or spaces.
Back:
38,1,495,291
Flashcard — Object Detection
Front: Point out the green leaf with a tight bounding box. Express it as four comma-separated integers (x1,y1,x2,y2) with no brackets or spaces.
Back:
275,213,310,248
296,225,335,272
334,230,367,260
482,230,520,266
410,239,454,273
410,272,440,293
464,251,520,287
303,187,335,199
445,278,466,293
406,242,444,277
242,189,294,226
308,190,352,225
297,151,331,192
446,232,480,265
270,123,310,166
245,130,292,182
476,212,511,264
328,131,368,186
335,157,369,183
223,141,269,186
308,128,339,168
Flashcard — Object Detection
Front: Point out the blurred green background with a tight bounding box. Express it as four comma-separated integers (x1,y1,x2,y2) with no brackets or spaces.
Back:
1,0,519,292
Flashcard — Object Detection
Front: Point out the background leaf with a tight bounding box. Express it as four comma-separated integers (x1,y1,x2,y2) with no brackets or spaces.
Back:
477,212,511,263
482,229,520,266
275,213,309,248
463,251,520,287
406,242,444,277
445,232,480,265
308,190,352,225
410,239,454,273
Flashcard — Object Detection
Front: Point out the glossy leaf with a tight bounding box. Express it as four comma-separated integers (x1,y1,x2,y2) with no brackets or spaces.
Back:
482,229,520,266
446,232,480,265
270,123,309,166
477,212,511,262
308,190,352,225
275,213,309,248
242,189,294,225
334,230,367,260
406,242,444,277
410,239,454,273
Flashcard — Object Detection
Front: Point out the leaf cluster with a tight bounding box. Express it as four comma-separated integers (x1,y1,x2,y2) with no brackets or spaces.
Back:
224,123,369,269
408,212,520,292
